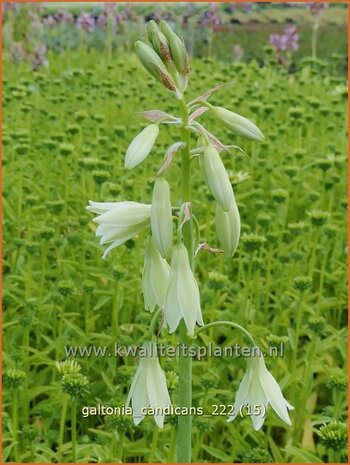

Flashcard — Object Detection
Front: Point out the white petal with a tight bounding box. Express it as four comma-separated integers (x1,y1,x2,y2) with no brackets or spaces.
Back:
227,368,252,422
94,202,151,225
176,245,201,335
259,366,293,426
130,367,149,425
146,359,171,428
125,124,159,169
164,277,182,333
247,377,268,431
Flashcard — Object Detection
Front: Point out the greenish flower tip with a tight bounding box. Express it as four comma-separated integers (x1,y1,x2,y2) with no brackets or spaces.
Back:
271,188,288,202
241,233,266,252
59,142,75,156
207,271,229,290
308,209,330,226
257,212,272,226
266,334,289,346
242,446,272,464
326,373,348,392
4,368,27,389
61,372,89,398
58,280,76,297
317,421,348,451
292,275,313,291
288,221,307,234
82,279,96,295
308,317,326,336
200,372,219,390
92,170,111,184
56,360,82,376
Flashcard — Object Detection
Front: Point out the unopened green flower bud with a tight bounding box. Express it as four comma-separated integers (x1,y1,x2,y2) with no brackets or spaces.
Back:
200,144,234,212
209,106,264,142
147,20,172,65
135,41,178,94
151,178,173,257
125,124,159,169
159,20,189,90
215,200,240,257
142,237,170,312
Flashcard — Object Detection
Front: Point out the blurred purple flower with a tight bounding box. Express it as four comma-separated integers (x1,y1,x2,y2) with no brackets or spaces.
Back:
43,15,56,27
308,2,328,16
11,42,25,64
55,9,74,25
270,25,299,52
76,13,95,33
199,3,222,27
29,44,48,71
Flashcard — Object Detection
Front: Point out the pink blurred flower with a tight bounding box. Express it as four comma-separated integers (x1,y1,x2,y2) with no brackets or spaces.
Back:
270,25,299,53
308,2,328,16
76,13,95,33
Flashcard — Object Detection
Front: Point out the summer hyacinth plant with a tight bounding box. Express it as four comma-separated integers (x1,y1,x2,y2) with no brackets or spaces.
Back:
86,20,293,462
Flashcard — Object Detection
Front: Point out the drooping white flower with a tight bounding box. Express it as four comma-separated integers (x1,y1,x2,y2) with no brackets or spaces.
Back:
124,124,159,169
151,177,173,258
164,243,203,335
86,201,151,258
142,237,170,312
228,352,293,430
199,144,235,212
126,341,171,428
210,106,265,142
215,199,240,256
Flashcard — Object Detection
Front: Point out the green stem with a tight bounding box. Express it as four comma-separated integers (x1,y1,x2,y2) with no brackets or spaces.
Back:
117,431,124,462
311,22,318,60
58,395,68,462
176,96,193,463
13,389,19,462
195,320,256,346
71,398,77,462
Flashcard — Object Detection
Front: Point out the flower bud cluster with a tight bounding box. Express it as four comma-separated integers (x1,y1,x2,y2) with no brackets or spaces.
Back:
135,20,189,99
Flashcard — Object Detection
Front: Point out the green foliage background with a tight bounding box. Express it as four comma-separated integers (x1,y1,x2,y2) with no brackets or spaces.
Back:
2,6,348,464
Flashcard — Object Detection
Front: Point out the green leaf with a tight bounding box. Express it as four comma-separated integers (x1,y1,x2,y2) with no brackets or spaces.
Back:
285,446,323,463
201,444,232,462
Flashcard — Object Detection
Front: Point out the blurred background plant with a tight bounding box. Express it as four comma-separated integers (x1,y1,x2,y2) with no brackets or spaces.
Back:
2,1,347,75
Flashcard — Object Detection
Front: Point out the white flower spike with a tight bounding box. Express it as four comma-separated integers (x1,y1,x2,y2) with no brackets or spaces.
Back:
126,341,171,428
151,177,173,258
142,237,170,312
86,201,151,258
164,243,203,335
228,352,293,431
125,124,159,169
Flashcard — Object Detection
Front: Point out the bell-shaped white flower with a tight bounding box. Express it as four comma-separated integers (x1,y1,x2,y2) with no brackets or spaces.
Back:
164,243,203,335
199,144,234,212
125,124,159,169
126,341,171,428
151,177,173,258
215,199,240,256
142,237,170,312
228,352,293,431
210,106,265,142
86,201,151,258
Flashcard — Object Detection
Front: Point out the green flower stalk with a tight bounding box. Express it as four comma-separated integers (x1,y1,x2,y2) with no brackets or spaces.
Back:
85,20,293,463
